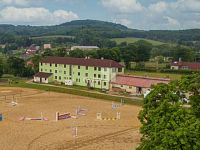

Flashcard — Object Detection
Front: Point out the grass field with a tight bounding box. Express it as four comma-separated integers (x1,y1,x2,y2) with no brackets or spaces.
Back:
0,87,141,150
111,37,165,46
125,70,182,80
31,35,75,39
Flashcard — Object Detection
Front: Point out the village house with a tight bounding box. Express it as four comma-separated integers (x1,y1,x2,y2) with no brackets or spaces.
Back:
171,61,200,70
25,44,40,55
71,46,99,51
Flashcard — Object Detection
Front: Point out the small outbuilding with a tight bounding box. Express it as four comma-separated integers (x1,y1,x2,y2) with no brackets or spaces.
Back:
33,72,53,84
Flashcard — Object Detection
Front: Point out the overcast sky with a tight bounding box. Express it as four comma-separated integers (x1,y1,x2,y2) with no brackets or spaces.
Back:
0,0,199,30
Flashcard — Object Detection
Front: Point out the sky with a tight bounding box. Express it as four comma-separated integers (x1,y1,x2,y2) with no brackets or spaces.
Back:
0,0,199,30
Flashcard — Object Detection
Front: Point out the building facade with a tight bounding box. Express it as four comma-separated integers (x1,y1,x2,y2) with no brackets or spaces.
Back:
36,56,124,90
171,61,200,70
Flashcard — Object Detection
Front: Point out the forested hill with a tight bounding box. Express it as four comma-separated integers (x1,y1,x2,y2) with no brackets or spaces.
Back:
0,19,199,44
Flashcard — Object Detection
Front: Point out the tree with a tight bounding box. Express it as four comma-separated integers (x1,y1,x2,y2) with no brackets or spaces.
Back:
69,49,85,58
138,82,200,150
42,48,54,57
97,48,121,62
0,58,3,77
31,55,41,72
173,46,195,61
55,48,67,57
7,56,25,77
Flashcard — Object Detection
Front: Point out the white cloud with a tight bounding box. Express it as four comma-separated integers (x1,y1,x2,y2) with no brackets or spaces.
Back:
0,0,31,6
164,16,180,27
148,1,168,13
113,18,132,27
0,7,79,25
101,0,144,13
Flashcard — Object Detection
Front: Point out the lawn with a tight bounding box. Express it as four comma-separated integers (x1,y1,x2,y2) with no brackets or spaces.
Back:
125,70,182,80
111,37,165,46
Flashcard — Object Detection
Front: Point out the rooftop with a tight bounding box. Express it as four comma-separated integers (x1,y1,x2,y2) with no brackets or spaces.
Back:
111,75,170,88
41,56,124,68
171,61,200,70
34,72,53,78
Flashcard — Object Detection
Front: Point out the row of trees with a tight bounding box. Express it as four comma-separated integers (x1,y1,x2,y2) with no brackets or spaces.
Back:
138,73,200,149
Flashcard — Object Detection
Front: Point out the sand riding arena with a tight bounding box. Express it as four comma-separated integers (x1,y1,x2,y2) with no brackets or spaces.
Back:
0,87,141,150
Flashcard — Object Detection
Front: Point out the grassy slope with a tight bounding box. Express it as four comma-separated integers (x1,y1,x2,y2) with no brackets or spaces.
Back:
111,37,165,46
31,35,75,39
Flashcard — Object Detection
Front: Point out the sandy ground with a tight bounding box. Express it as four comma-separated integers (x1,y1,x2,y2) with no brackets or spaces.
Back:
0,87,142,150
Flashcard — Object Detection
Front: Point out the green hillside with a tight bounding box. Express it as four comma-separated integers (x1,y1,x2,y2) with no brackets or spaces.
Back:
112,37,165,46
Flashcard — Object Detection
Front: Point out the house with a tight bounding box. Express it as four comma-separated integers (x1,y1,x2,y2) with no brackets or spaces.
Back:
44,44,51,49
26,44,40,55
35,56,124,89
71,46,99,51
33,72,53,83
171,61,200,70
111,75,170,94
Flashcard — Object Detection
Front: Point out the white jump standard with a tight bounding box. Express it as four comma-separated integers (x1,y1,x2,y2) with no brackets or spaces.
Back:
96,112,121,121
112,99,125,109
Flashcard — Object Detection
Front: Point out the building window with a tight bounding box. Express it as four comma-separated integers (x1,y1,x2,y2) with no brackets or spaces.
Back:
86,66,88,70
50,63,52,67
121,85,123,88
98,81,101,85
69,77,72,80
78,72,80,76
98,74,101,78
59,76,61,80
50,69,52,73
118,68,122,72
64,77,66,79
129,86,132,89
69,65,72,76
79,79,80,82
104,82,106,86
94,74,96,78
55,64,57,67
78,66,80,69
64,71,66,74
85,73,88,77
41,63,43,66
55,76,57,79
104,75,106,79
112,68,116,72
64,64,66,68
104,68,107,71
98,67,101,71
41,69,43,72
55,70,57,73
76,78,78,82
94,67,97,70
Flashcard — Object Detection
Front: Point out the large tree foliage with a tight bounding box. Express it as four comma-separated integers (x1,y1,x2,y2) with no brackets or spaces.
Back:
138,76,200,150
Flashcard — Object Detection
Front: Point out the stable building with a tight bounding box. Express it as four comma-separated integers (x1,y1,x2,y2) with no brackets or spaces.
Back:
171,61,200,70
111,75,170,95
33,72,53,84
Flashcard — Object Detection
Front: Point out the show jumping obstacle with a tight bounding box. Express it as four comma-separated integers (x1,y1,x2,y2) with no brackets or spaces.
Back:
19,112,48,121
76,106,87,117
56,112,77,121
10,99,18,106
112,99,125,109
0,114,3,121
96,112,121,121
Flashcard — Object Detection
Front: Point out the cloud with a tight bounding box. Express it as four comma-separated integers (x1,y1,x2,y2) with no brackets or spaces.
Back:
164,16,180,27
0,0,32,6
148,1,168,13
101,0,144,13
0,7,79,25
113,18,132,27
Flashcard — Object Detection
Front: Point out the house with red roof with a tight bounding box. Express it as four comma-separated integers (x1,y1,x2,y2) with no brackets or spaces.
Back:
171,61,200,70
111,75,170,95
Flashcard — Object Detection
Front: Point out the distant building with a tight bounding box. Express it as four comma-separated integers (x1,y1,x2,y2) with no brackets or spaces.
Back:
171,61,200,70
71,46,99,51
26,44,40,55
26,60,34,68
0,44,6,49
44,44,51,49
111,75,170,94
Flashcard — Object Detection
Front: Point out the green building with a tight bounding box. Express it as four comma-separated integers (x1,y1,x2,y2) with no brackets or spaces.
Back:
34,56,124,90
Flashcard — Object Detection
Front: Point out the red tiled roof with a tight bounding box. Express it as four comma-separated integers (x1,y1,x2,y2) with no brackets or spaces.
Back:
111,75,170,88
171,61,200,70
41,56,124,68
34,72,53,78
